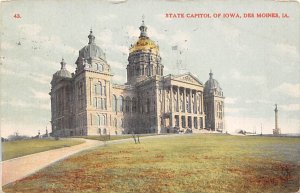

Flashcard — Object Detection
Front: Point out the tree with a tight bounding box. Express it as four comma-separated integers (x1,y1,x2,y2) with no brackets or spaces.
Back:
130,127,140,144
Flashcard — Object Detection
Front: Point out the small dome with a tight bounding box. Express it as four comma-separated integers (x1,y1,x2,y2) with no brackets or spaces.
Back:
129,21,159,54
78,30,106,61
204,70,223,96
53,58,72,78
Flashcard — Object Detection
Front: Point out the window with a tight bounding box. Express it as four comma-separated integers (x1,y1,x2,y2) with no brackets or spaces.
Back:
112,95,117,112
97,98,101,109
114,118,117,128
132,97,137,112
199,117,203,129
94,82,102,95
118,96,124,112
92,114,99,125
96,63,103,71
146,98,150,114
99,115,105,126
93,97,97,107
125,96,131,113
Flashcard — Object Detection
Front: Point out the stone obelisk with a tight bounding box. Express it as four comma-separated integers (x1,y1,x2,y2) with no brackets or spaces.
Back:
273,104,280,135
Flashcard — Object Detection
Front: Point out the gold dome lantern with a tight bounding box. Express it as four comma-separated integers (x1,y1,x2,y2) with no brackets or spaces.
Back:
129,20,159,54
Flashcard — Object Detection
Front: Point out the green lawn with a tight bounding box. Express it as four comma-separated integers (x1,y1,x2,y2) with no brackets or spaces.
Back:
2,138,84,161
3,135,300,193
76,134,154,141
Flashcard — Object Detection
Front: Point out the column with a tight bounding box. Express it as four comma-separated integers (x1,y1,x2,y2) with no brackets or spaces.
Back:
179,115,182,129
177,86,179,112
201,91,204,114
189,89,192,113
183,88,186,113
107,81,111,108
193,90,198,114
185,116,188,129
89,78,92,106
170,86,173,112
162,84,165,113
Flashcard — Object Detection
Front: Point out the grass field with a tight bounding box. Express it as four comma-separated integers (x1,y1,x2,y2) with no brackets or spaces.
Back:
2,138,84,161
3,134,300,193
76,134,154,141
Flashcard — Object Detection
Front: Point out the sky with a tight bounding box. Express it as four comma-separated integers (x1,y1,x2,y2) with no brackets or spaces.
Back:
0,0,299,137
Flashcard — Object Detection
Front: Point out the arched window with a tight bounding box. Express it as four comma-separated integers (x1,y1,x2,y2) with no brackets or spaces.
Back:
120,119,124,128
146,98,150,114
96,63,103,71
92,114,100,126
99,114,105,126
97,98,101,109
125,96,131,113
132,97,137,112
114,118,117,128
112,95,117,112
117,96,124,112
94,82,102,95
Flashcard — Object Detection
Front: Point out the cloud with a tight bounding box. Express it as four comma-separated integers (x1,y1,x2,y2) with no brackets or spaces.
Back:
170,30,191,49
1,41,14,50
1,99,50,111
1,99,33,108
97,14,117,22
30,73,52,85
225,107,243,113
274,83,300,98
275,43,299,60
0,65,52,85
17,23,77,56
154,13,172,23
108,60,126,70
31,89,50,101
245,99,273,105
216,21,241,43
281,104,300,112
225,97,237,104
125,25,139,40
229,69,266,85
19,24,42,37
147,25,166,40
105,44,129,56
112,74,126,83
98,29,113,44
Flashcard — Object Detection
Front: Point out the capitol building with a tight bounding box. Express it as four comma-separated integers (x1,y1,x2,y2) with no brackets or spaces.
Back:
50,21,225,136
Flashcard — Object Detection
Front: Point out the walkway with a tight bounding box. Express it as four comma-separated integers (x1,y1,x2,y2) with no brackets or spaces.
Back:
1,138,104,186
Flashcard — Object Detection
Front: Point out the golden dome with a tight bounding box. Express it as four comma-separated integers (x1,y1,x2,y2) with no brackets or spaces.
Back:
130,37,159,53
129,20,159,54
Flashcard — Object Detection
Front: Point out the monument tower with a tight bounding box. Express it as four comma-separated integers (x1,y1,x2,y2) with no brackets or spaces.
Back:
273,104,281,135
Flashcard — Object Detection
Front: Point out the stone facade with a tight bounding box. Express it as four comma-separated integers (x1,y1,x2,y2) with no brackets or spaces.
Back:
50,21,225,137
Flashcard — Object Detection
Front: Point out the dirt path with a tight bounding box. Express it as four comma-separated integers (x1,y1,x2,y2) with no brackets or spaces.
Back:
1,138,103,186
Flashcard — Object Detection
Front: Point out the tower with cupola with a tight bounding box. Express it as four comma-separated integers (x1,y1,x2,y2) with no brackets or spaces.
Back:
50,58,73,136
73,29,113,136
204,70,225,132
126,20,163,85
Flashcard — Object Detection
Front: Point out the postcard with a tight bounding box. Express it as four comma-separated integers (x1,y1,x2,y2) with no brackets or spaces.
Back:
1,0,299,192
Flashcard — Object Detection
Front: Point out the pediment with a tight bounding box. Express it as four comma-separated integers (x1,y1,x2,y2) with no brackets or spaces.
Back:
173,73,203,85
